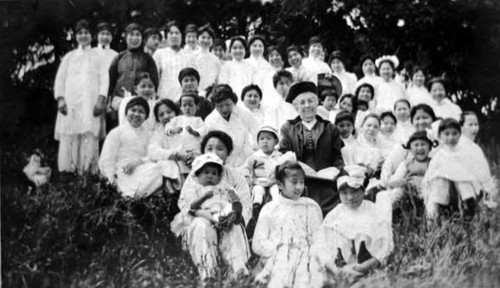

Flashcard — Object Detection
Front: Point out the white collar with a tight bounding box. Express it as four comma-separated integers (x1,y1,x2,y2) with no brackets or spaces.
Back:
302,119,317,130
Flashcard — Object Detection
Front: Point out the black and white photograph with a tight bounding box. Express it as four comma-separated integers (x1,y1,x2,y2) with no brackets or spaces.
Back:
1,0,500,287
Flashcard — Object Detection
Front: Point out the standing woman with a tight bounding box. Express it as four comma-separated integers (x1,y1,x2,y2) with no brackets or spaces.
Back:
245,35,273,81
176,131,252,281
192,24,220,93
108,23,159,130
407,66,433,106
93,22,118,70
428,77,462,121
204,85,259,169
286,45,316,83
329,51,357,95
302,36,332,80
374,55,407,113
260,46,285,107
279,82,345,216
356,54,382,89
154,21,194,101
219,37,255,97
54,20,109,174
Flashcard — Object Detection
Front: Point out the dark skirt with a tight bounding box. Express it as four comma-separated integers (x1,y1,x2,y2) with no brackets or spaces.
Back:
304,176,340,217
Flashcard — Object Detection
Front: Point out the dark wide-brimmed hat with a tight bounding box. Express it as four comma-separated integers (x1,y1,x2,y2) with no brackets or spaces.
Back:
317,73,343,98
285,81,317,103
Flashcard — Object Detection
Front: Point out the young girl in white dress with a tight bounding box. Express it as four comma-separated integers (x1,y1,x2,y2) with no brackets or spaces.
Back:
422,118,488,219
312,165,393,285
99,97,163,198
252,161,323,288
219,37,255,97
165,91,207,175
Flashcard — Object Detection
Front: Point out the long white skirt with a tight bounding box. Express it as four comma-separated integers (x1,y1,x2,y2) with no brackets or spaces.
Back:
116,162,163,198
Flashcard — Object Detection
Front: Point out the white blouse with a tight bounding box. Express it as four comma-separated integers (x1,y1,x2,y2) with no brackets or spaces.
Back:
193,50,221,92
54,45,109,139
204,105,259,168
92,45,118,70
432,98,462,121
407,85,434,106
333,70,358,95
285,65,316,83
219,59,255,98
153,47,194,101
302,57,332,83
375,79,407,113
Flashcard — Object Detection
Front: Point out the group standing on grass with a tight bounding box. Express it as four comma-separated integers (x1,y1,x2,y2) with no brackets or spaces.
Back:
53,18,497,286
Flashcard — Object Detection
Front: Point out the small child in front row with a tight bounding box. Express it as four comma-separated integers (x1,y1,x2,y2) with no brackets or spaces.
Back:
312,166,393,285
165,90,208,176
242,126,282,218
171,153,243,235
422,118,490,220
252,161,323,288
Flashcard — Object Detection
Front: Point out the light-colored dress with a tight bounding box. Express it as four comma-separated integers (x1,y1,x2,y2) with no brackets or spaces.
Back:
333,70,358,95
147,125,182,180
286,65,316,83
99,122,163,198
93,44,118,70
176,166,252,280
266,99,299,130
219,59,255,98
165,115,207,173
193,50,221,92
431,98,462,121
393,119,414,143
312,201,393,285
205,106,259,168
356,74,383,90
153,47,194,101
253,195,323,288
407,85,433,106
302,57,332,82
375,79,407,113
245,56,273,90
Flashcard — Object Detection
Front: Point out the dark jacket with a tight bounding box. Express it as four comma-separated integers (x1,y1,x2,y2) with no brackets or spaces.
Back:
279,115,345,172
108,48,159,98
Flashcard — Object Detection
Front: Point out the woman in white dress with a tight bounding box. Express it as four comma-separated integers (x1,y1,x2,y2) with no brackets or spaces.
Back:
260,46,285,107
219,37,255,97
329,50,357,95
301,36,332,81
204,85,259,168
154,21,194,101
176,131,252,281
239,84,275,128
245,35,273,89
286,45,316,83
428,77,462,121
407,66,433,106
54,20,108,174
374,55,407,113
99,97,163,198
192,25,220,93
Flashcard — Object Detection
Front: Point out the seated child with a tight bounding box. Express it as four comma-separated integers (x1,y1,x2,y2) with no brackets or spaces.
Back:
242,126,282,218
422,118,490,219
335,111,357,147
171,153,243,236
165,90,208,176
312,165,393,284
252,161,323,288
376,131,435,222
317,89,339,121
147,99,182,194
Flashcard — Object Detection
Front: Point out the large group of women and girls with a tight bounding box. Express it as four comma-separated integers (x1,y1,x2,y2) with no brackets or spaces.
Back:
53,18,497,286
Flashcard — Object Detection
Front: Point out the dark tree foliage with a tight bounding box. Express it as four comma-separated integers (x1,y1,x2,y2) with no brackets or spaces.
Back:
1,0,499,144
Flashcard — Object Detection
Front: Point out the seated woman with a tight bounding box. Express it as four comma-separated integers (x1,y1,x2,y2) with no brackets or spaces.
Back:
279,81,345,216
99,97,163,198
312,166,393,285
239,84,276,129
175,130,252,281
205,84,259,169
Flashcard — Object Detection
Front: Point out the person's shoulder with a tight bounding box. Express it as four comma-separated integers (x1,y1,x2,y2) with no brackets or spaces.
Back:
299,197,322,211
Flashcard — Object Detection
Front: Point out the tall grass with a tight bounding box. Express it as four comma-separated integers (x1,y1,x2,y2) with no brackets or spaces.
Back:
2,126,500,287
